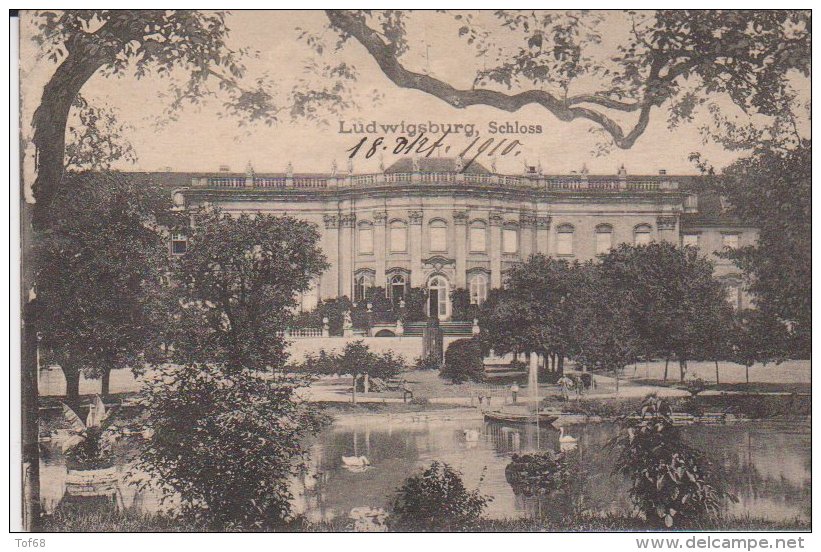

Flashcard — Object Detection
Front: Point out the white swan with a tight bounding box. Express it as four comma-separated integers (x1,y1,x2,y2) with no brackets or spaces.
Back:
341,455,370,467
463,429,480,442
558,427,578,452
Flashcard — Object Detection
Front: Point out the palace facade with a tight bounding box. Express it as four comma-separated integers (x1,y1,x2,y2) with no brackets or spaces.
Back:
169,157,756,320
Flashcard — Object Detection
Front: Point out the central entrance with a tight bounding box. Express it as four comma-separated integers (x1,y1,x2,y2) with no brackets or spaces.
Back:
427,275,450,320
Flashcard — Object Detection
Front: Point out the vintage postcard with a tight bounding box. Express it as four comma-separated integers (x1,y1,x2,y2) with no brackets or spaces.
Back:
14,8,811,537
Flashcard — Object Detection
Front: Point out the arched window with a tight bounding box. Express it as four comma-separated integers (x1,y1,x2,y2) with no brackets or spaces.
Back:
556,224,574,256
429,219,448,252
595,224,613,255
389,273,407,305
634,224,652,246
390,220,407,253
469,273,488,305
428,274,449,318
469,221,487,252
354,272,374,303
358,222,374,254
502,224,519,254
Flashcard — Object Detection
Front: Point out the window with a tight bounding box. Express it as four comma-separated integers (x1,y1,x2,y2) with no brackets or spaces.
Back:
389,274,407,305
682,234,699,248
469,223,487,252
390,221,407,252
722,233,740,249
634,224,652,246
556,224,574,256
725,280,742,310
429,219,448,252
595,224,613,255
300,281,319,312
358,224,374,254
170,233,187,255
428,275,449,318
469,273,488,305
354,273,373,303
503,227,518,253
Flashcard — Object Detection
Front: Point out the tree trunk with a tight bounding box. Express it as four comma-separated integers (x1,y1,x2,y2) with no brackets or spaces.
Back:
101,369,111,398
715,360,720,385
21,296,40,531
22,34,111,532
351,373,357,404
363,373,369,394
679,358,687,383
63,366,81,413
663,357,669,382
746,364,750,384
31,40,113,223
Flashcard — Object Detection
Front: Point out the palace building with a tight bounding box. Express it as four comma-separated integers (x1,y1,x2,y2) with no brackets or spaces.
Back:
167,157,756,320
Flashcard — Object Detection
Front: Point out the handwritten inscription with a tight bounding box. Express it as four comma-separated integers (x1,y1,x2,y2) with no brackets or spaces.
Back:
346,130,523,172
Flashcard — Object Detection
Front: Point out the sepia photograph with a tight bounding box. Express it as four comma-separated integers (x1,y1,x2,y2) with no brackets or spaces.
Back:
12,7,812,537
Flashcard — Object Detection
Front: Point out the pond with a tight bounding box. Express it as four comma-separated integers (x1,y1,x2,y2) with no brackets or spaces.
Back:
40,410,810,526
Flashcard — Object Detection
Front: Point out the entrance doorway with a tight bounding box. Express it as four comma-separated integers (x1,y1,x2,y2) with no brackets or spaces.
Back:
427,275,450,320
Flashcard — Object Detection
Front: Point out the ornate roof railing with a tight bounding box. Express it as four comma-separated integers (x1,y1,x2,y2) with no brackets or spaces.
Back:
191,172,679,192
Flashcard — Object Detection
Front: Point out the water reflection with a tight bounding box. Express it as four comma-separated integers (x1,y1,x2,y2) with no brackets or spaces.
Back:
41,413,810,525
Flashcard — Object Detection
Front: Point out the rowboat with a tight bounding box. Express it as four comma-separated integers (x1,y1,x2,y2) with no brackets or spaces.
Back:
483,410,559,425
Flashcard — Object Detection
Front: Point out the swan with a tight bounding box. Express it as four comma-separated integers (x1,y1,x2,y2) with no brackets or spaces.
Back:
558,427,578,452
463,429,480,442
341,455,370,467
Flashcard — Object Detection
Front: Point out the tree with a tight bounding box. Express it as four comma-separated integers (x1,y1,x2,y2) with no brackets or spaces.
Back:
715,145,811,357
298,341,405,402
323,10,809,151
730,310,790,384
168,209,328,373
386,461,490,531
479,255,578,373
570,262,642,392
33,172,175,407
137,208,329,529
599,243,729,382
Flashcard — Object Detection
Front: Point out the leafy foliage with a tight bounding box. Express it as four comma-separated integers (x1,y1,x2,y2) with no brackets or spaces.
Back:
609,396,735,527
60,395,117,470
325,10,810,150
295,341,406,395
505,450,585,522
441,338,485,384
136,363,327,530
713,145,811,357
34,172,177,401
386,461,490,531
167,208,328,373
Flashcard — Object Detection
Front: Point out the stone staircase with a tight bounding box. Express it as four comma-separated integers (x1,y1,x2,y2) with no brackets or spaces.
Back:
403,321,474,337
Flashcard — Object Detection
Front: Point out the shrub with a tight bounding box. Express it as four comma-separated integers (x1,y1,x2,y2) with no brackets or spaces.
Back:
609,396,736,528
441,338,486,384
136,363,327,530
386,461,490,531
505,450,585,522
413,355,442,371
59,396,117,470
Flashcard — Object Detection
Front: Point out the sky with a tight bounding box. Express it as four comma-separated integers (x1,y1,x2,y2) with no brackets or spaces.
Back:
18,10,810,178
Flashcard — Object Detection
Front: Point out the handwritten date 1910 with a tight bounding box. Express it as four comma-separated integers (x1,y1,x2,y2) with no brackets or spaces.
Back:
346,131,523,172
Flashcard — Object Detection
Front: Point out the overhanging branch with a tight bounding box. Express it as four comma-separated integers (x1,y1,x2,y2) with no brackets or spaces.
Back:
326,9,657,149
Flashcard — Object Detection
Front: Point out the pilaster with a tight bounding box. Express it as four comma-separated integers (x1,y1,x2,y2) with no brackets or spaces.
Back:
453,210,468,288
409,210,423,287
